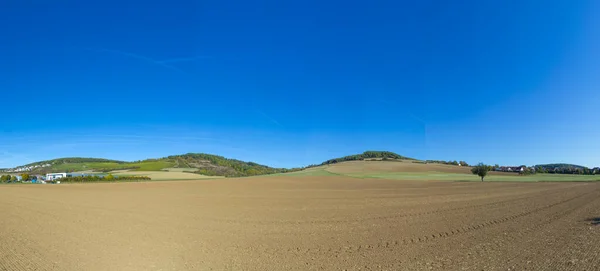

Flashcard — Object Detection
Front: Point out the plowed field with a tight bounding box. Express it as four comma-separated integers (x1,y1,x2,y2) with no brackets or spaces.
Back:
1,177,599,270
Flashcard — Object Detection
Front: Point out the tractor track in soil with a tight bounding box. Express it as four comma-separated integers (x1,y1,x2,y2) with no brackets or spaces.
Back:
207,186,571,225
248,188,595,256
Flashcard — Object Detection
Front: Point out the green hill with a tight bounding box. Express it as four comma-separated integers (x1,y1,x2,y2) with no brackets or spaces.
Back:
23,157,126,167
315,151,415,166
535,163,587,169
166,153,294,177
12,151,594,178
14,158,145,174
10,154,294,177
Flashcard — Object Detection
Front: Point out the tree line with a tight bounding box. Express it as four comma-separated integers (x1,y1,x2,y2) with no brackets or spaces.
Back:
0,175,18,183
315,151,414,166
1,174,37,183
1,174,151,183
55,174,151,183
472,162,599,182
534,165,597,175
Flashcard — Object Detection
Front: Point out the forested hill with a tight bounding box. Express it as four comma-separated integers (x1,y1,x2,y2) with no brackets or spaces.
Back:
6,151,411,176
164,153,296,177
12,152,595,178
5,154,293,177
535,163,587,169
315,151,414,166
534,163,594,174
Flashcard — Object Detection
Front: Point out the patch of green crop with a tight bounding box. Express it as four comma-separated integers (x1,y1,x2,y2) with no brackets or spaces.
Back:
273,168,340,177
129,161,176,171
327,171,600,182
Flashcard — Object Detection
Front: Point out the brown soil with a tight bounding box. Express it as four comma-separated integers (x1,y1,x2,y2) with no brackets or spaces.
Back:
1,177,599,270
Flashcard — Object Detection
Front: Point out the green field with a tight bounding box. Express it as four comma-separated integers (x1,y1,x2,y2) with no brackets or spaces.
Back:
342,172,600,182
127,161,176,171
272,167,340,177
49,162,123,172
276,163,600,182
161,168,199,172
33,161,176,173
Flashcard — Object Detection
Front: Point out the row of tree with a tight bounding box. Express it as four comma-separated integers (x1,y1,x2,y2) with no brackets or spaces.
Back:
534,166,597,175
470,162,600,182
0,175,18,182
56,174,151,183
317,151,413,166
1,174,35,182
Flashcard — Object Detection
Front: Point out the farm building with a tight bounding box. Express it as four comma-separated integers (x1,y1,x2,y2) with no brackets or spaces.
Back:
45,172,107,181
46,173,68,181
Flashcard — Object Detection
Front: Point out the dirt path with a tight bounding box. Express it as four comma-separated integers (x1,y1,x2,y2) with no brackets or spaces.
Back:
1,178,599,270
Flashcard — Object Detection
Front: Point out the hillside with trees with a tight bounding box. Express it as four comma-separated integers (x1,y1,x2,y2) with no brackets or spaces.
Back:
5,152,597,178
4,151,419,177
314,151,415,166
534,163,596,175
165,153,296,177
5,153,297,177
23,157,126,167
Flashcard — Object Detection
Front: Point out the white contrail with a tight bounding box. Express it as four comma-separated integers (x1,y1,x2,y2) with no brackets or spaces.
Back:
407,112,427,125
85,48,196,74
256,110,284,127
157,56,210,64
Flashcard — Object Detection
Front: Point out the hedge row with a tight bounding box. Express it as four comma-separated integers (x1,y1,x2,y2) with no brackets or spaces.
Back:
55,175,151,182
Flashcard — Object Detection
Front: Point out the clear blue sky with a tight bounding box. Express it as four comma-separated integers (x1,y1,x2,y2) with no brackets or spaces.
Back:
1,1,599,168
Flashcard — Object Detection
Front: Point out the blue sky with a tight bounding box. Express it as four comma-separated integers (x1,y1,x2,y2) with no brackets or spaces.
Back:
1,1,599,168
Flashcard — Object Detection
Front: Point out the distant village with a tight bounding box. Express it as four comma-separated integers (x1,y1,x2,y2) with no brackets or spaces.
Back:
0,163,52,173
0,163,107,183
494,166,528,173
0,171,109,184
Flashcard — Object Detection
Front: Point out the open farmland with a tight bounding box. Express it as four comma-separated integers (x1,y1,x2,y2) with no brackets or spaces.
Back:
110,169,222,181
1,175,600,270
322,160,600,182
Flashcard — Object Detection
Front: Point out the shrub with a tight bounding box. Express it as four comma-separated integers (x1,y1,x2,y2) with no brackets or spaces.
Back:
56,175,151,183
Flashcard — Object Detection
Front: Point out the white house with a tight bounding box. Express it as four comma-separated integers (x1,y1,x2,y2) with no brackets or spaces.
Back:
45,173,67,181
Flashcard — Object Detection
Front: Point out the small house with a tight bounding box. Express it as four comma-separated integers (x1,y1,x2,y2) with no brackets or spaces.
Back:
46,173,67,181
